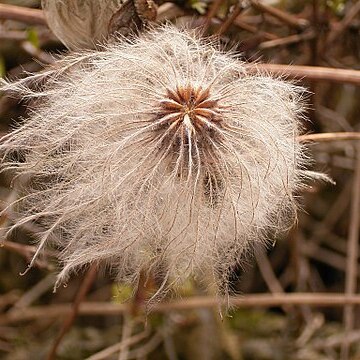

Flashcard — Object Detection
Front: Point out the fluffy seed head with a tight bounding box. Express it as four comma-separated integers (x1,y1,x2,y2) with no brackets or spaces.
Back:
42,0,125,49
1,26,320,297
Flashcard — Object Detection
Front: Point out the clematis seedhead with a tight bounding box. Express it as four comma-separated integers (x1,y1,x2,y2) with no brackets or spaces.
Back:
42,0,126,49
0,25,323,298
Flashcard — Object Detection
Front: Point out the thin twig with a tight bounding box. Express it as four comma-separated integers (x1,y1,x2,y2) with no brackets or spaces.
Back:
0,4,46,26
0,29,57,44
126,331,163,359
256,250,291,314
0,291,20,311
0,240,53,271
86,330,150,360
118,312,133,360
9,274,55,311
296,314,324,347
327,1,360,45
20,41,55,64
341,145,360,360
162,322,178,360
250,64,360,86
0,30,28,41
203,0,224,32
313,330,360,350
259,30,315,50
46,264,98,360
216,4,242,35
308,0,320,66
249,0,309,29
317,105,353,132
0,239,37,258
4,293,360,325
297,132,360,142
306,180,352,247
301,241,360,275
156,3,185,22
233,17,278,40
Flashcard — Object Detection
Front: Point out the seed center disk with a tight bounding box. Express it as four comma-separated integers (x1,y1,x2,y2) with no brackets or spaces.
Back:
158,85,220,135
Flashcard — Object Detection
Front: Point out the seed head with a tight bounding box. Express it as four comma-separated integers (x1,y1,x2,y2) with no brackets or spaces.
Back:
42,0,126,49
1,25,322,297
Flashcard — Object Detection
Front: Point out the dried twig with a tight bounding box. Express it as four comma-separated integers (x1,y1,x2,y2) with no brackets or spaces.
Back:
118,312,133,360
203,0,224,32
249,0,309,29
313,330,360,350
0,29,57,44
327,1,360,45
250,64,360,85
0,240,53,271
317,105,353,132
233,17,278,40
0,30,28,41
9,274,55,312
259,30,315,50
298,132,360,142
301,241,360,275
296,314,324,347
156,2,185,22
341,145,360,359
46,264,98,360
256,250,291,314
4,293,360,325
126,331,163,359
216,3,242,35
86,330,150,360
20,41,55,64
0,4,46,26
0,292,20,311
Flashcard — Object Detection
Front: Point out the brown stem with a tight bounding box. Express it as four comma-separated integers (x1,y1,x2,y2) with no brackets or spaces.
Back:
259,30,315,50
0,4,46,26
256,250,292,314
0,240,53,271
233,17,278,40
4,293,360,325
249,0,309,30
46,264,98,360
297,132,360,142
216,4,242,35
250,64,360,86
327,1,360,45
341,146,360,359
203,0,224,32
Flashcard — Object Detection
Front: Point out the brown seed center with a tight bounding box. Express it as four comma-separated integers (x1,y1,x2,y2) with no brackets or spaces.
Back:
157,85,220,135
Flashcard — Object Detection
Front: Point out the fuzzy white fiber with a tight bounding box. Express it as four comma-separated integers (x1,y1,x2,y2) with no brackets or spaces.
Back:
1,26,319,296
42,0,126,49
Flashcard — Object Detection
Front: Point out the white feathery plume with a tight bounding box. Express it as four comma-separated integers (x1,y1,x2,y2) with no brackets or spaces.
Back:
41,0,126,49
0,25,323,297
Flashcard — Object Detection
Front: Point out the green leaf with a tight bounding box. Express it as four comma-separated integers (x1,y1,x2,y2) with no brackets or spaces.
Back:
27,28,40,48
0,56,5,78
326,0,346,15
189,0,207,15
111,283,133,303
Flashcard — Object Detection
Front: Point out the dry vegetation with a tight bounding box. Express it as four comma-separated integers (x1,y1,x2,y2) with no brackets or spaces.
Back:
0,0,360,359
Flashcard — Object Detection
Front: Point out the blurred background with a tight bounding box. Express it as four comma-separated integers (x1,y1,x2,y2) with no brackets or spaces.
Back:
0,0,360,359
